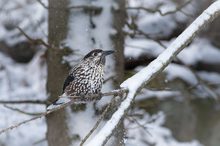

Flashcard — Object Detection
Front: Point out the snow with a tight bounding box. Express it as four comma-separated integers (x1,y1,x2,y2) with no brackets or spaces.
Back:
64,0,116,145
0,0,47,45
84,91,136,146
85,1,220,145
125,38,164,58
0,0,220,145
126,38,220,67
0,52,47,146
165,64,197,85
178,38,220,65
198,71,220,84
127,0,190,39
125,111,203,146
136,89,181,100
0,1,48,144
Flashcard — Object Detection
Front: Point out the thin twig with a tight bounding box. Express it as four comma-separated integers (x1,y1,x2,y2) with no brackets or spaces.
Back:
33,138,46,145
127,0,192,16
36,0,48,9
0,89,128,135
125,22,166,49
16,26,51,48
80,96,117,146
68,5,102,12
36,0,102,12
3,105,43,116
0,99,48,105
126,116,151,136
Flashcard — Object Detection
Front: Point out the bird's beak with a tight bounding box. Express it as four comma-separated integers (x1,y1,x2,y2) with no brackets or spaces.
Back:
102,50,114,56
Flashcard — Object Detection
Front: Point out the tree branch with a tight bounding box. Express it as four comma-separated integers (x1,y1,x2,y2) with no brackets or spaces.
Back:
0,99,48,105
0,89,128,135
16,26,51,48
126,0,192,16
3,105,43,116
80,96,117,146
36,0,48,9
85,1,220,146
36,0,102,13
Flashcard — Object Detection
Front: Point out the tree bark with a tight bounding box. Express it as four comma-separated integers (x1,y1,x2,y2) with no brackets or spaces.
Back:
111,1,126,145
46,0,71,146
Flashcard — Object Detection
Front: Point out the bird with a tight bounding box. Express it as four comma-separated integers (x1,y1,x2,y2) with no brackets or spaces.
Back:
47,49,114,110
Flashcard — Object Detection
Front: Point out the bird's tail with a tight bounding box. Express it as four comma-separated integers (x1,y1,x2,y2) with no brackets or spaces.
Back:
46,94,70,110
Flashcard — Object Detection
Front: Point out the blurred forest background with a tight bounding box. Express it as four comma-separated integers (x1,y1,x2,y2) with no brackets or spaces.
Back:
0,0,220,146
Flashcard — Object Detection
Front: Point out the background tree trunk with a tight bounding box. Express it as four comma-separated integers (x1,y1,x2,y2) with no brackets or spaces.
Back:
111,0,126,145
46,0,71,146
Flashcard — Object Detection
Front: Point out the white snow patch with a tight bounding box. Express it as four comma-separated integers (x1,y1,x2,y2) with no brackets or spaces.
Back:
165,64,197,85
197,71,220,84
126,112,203,146
136,89,181,100
125,38,164,58
0,52,47,146
178,38,220,65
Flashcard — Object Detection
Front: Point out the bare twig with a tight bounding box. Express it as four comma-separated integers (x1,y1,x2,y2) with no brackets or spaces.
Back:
36,0,102,13
189,69,219,100
33,138,46,145
0,89,128,135
103,76,114,84
16,26,51,48
0,99,48,105
125,22,166,49
68,5,102,12
36,0,48,9
135,29,166,49
126,116,151,136
80,96,116,146
3,105,43,116
127,0,192,16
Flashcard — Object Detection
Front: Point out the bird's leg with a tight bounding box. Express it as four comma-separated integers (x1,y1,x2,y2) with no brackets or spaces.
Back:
97,92,102,100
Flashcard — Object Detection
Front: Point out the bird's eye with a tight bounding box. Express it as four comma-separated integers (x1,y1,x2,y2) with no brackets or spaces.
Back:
93,52,98,56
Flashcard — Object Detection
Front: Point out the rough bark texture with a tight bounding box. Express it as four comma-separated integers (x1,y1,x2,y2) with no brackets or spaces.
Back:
111,1,126,146
46,0,71,146
111,0,126,86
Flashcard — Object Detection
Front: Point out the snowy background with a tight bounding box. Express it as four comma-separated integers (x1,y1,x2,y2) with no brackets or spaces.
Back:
0,0,220,146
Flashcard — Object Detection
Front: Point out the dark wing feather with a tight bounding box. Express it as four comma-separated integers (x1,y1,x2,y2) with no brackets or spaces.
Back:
62,75,75,93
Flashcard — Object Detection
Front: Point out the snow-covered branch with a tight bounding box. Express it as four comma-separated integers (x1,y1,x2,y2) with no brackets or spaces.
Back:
85,1,220,146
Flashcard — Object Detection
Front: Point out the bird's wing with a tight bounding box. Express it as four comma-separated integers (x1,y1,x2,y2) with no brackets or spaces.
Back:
62,74,75,93
62,64,80,93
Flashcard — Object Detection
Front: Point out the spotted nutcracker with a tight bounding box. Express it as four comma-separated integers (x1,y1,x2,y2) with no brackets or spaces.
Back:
47,49,114,110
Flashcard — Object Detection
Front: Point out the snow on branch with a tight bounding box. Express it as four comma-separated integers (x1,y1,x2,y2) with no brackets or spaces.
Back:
85,1,220,146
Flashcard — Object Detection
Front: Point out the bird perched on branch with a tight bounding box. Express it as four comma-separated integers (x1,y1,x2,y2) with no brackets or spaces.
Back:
47,49,114,110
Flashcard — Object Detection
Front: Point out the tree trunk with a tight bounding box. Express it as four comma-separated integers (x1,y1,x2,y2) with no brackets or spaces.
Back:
111,0,126,145
46,0,71,146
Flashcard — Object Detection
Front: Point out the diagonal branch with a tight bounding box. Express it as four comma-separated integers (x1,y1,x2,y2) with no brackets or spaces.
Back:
85,1,220,146
16,26,51,48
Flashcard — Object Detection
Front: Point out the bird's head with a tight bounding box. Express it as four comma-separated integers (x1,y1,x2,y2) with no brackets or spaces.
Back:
83,49,114,65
